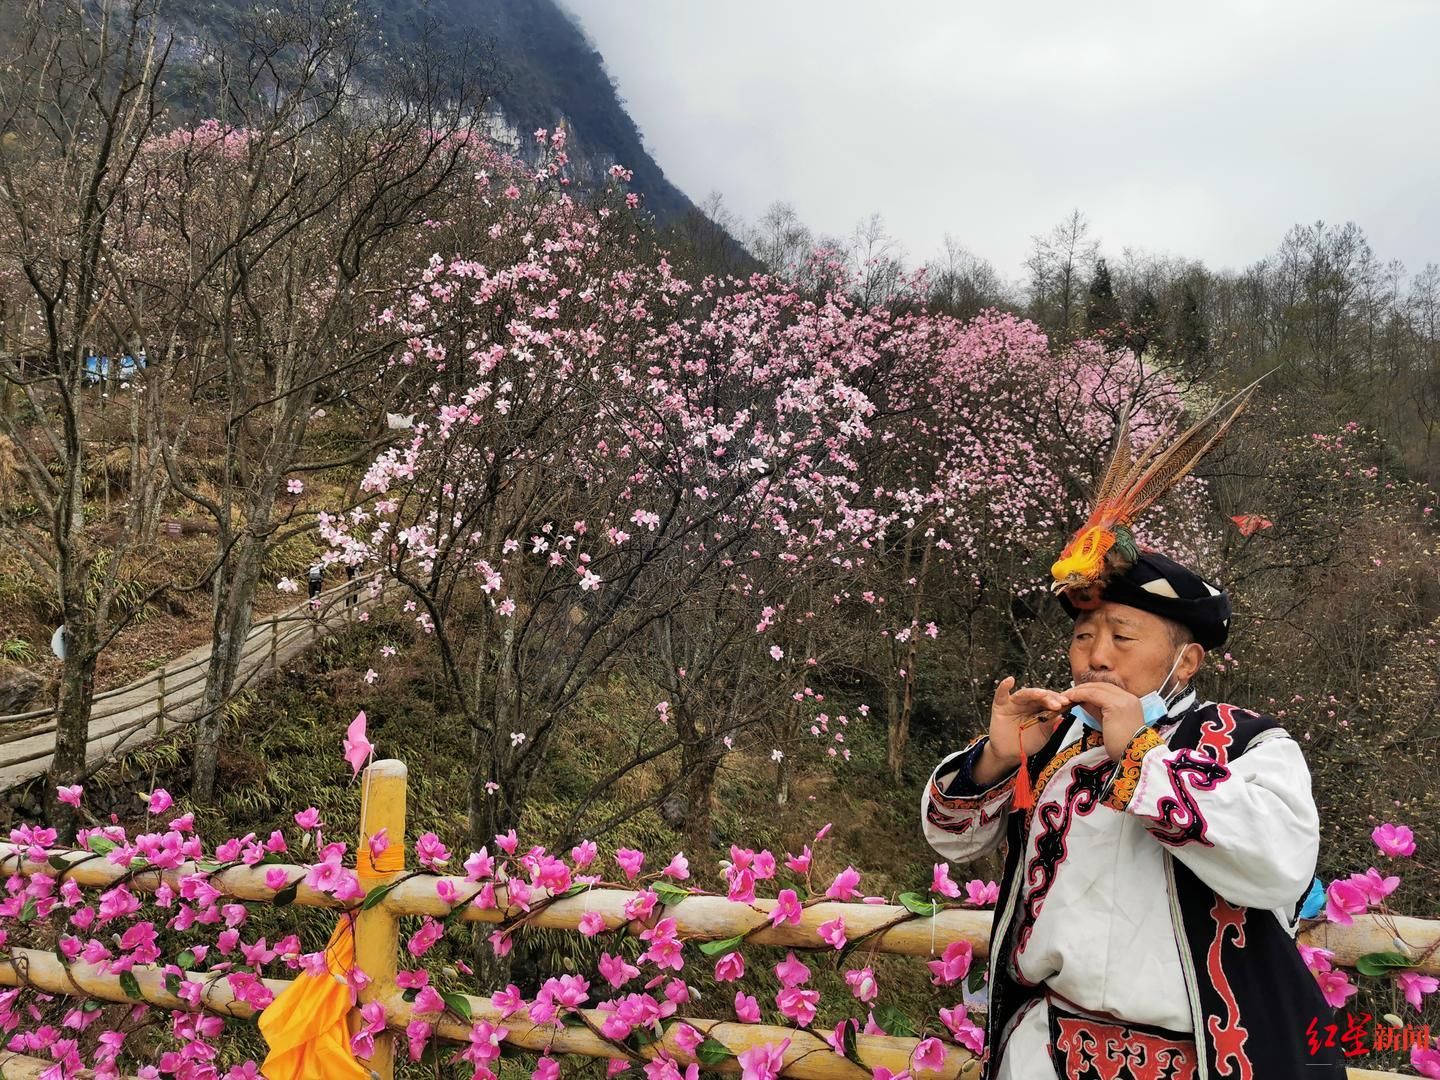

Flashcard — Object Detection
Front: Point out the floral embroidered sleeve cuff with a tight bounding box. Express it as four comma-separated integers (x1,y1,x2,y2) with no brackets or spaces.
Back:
1101,726,1167,812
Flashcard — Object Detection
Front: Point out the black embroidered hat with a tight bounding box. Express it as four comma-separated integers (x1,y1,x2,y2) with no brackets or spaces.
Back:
1057,550,1232,649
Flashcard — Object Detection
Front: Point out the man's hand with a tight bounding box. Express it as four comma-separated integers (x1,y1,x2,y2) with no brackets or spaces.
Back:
972,676,1068,787
1061,682,1146,762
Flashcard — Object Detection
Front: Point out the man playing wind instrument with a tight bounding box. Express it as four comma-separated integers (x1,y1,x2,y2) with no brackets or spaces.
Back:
923,391,1344,1080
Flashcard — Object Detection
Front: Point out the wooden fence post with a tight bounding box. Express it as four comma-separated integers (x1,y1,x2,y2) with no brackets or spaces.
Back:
270,618,279,674
354,759,407,1080
155,669,166,735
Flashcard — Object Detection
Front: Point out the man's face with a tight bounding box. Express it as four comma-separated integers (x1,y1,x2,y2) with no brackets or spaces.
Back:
1068,601,1185,698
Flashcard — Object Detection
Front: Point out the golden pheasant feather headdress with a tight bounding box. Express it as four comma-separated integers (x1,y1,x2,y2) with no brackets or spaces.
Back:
1050,380,1262,610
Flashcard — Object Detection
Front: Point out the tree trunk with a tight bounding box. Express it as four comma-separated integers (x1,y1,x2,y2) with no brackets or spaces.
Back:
680,733,719,855
45,626,97,840
191,535,264,800
469,623,518,850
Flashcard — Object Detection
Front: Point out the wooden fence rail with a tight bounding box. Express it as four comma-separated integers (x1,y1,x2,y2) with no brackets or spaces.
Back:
0,759,1426,1079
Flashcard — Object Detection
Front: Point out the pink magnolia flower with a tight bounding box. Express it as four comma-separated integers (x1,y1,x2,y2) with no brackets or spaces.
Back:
737,1039,789,1080
714,951,745,982
1324,879,1369,925
343,711,374,775
927,940,972,986
964,879,999,906
615,848,645,881
578,911,607,937
825,866,861,900
1351,867,1400,905
414,832,450,870
491,984,524,1019
671,1022,704,1056
598,952,640,989
494,829,519,854
1297,943,1334,974
534,1057,561,1080
911,1038,947,1074
776,986,820,1026
734,992,761,1023
939,1004,985,1054
56,785,83,808
407,918,443,957
818,915,847,950
1397,972,1439,1010
294,807,321,830
464,848,495,881
571,840,598,868
770,888,803,927
784,846,811,874
1314,969,1359,1009
405,1019,432,1062
1372,822,1417,858
844,966,878,1003
144,789,173,815
661,853,690,881
1414,1042,1440,1079
775,951,810,987
931,864,961,899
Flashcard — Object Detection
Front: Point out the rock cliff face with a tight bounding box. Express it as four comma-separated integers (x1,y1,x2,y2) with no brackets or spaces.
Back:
460,0,697,225
163,0,698,226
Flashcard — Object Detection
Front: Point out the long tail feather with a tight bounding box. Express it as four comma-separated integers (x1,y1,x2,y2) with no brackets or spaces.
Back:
1091,404,1135,509
1116,381,1262,519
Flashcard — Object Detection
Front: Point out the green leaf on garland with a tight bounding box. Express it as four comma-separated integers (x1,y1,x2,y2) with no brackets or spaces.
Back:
966,959,988,995
696,1038,735,1066
699,934,745,957
86,836,116,855
1354,951,1413,977
119,971,143,1000
360,879,399,912
81,998,103,1014
272,881,299,908
653,882,691,907
164,973,182,996
18,898,37,923
442,991,474,1022
841,1020,862,1066
48,854,71,872
898,891,939,918
875,1005,917,1038
559,883,588,898
176,950,197,970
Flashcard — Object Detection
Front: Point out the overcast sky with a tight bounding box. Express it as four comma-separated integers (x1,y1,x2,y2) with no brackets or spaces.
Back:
560,0,1439,286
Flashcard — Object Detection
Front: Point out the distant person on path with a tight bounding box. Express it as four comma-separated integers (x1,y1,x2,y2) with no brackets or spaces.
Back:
307,562,324,603
345,563,357,607
923,397,1343,1079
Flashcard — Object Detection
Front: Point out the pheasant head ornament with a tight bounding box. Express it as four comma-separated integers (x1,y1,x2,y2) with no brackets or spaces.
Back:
1050,381,1261,609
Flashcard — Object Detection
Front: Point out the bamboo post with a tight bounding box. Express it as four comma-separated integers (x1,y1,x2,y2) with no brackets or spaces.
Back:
354,759,407,1080
155,668,166,734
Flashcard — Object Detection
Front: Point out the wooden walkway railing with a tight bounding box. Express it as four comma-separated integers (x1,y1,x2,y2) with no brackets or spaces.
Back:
0,758,1428,1079
0,574,389,791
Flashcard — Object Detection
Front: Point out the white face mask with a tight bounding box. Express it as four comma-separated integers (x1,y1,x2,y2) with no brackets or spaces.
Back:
1072,647,1189,732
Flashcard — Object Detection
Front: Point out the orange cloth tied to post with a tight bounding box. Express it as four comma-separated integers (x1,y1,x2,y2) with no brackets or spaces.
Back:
258,916,370,1080
259,812,405,1079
